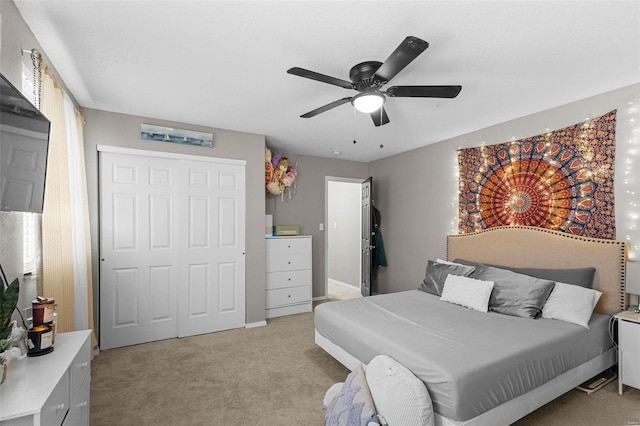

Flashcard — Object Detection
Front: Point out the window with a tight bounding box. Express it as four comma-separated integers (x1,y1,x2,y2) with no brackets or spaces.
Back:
22,54,38,274
23,213,37,274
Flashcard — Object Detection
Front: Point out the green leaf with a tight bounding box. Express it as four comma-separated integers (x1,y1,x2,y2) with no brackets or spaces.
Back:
0,339,10,352
0,278,19,340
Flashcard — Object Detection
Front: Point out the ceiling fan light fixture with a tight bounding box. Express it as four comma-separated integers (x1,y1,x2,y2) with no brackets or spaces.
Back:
352,92,385,113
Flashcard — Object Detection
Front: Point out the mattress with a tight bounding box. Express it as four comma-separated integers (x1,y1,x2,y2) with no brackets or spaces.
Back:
314,290,612,421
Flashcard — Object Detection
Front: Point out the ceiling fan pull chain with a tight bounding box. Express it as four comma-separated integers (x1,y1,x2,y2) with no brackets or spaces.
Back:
352,105,357,144
379,108,384,149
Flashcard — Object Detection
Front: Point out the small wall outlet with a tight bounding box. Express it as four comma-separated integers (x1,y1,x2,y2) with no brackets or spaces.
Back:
319,223,324,231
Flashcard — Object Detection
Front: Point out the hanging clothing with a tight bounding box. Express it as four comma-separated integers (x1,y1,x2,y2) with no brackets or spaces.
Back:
371,205,387,268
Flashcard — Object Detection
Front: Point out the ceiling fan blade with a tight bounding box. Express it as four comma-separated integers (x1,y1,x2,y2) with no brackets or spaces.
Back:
300,97,352,118
287,67,354,89
370,107,390,127
373,36,429,83
386,85,462,98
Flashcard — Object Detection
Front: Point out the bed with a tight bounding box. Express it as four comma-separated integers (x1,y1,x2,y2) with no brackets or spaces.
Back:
315,226,629,426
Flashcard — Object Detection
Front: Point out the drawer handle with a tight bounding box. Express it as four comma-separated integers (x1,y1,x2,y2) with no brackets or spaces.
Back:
80,362,89,369
288,261,291,264
288,278,291,281
79,401,88,408
56,403,66,412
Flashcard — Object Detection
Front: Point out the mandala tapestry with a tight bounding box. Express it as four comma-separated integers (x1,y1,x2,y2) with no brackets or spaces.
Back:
458,110,617,239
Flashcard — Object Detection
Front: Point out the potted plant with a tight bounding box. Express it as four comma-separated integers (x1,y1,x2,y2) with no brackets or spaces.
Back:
0,358,4,384
0,268,20,385
0,338,10,384
0,272,19,341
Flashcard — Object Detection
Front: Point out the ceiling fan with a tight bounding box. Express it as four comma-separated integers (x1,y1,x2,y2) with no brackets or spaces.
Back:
287,36,462,127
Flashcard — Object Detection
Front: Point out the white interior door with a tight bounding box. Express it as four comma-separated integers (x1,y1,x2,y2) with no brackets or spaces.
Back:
361,177,372,296
178,160,245,337
99,152,179,349
100,149,246,349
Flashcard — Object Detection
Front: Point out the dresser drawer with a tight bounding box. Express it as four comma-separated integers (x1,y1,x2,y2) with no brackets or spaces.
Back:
266,254,311,272
64,376,90,426
70,336,91,398
266,270,311,290
266,238,311,256
41,370,70,426
266,286,311,308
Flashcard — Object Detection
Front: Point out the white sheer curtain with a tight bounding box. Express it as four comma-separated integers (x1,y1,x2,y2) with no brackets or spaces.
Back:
63,92,89,330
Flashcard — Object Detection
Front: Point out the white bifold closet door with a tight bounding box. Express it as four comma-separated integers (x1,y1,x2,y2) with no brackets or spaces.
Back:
99,150,245,350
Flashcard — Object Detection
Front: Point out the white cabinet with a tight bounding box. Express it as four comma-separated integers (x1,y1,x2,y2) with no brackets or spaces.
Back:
265,236,312,318
0,330,91,426
617,311,640,395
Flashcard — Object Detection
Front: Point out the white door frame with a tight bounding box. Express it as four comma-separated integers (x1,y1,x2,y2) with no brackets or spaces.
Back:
97,145,246,166
324,176,363,299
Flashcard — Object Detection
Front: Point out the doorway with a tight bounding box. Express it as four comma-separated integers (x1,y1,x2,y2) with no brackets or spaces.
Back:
325,178,362,301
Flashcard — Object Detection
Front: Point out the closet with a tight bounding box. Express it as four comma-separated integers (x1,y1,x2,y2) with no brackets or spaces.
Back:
99,147,245,349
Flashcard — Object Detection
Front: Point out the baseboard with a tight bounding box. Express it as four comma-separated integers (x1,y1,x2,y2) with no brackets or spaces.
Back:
245,320,267,328
328,278,359,289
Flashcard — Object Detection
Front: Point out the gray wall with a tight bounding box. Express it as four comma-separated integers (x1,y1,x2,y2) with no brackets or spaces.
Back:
328,181,360,288
266,156,369,298
369,84,640,294
0,1,76,106
81,108,267,329
1,0,41,90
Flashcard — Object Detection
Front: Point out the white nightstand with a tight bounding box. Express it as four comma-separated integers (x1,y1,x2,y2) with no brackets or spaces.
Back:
616,311,640,395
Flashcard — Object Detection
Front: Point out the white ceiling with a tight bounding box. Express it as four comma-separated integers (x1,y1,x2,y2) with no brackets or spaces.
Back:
14,1,640,162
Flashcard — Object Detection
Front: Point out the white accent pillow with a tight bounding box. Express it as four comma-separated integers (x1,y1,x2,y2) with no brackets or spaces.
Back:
542,282,602,328
440,274,494,312
365,355,434,426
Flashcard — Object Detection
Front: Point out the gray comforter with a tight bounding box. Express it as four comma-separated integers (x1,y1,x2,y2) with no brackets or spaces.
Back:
314,290,612,421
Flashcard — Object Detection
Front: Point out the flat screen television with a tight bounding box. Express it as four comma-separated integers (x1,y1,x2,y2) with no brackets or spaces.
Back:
0,72,50,213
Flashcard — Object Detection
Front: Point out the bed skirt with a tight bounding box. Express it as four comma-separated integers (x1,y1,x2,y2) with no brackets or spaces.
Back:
315,330,616,426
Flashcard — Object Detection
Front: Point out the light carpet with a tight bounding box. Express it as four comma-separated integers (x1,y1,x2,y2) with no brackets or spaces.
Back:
91,306,640,425
328,279,362,301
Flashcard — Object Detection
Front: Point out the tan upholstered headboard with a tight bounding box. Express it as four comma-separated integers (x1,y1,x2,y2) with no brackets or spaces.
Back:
447,226,628,314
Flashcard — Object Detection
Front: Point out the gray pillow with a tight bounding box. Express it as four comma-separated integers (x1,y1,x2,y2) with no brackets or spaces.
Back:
470,264,556,319
506,266,594,288
419,260,475,296
453,258,595,288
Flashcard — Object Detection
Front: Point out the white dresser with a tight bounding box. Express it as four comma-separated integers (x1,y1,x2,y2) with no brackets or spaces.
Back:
265,236,312,318
0,330,91,426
